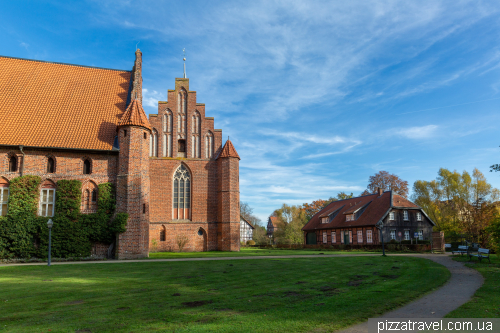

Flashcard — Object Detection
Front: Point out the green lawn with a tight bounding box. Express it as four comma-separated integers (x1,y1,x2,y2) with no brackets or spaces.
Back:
147,247,379,259
446,254,500,318
0,256,449,332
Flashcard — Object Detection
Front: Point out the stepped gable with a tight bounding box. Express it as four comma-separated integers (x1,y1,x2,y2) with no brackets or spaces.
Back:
217,139,240,159
117,98,151,131
0,55,131,151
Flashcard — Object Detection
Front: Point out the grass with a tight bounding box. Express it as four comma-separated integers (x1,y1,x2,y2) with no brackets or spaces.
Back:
147,247,380,259
0,256,449,332
446,253,500,318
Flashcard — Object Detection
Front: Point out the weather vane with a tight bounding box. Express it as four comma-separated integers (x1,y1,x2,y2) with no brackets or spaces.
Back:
183,48,187,78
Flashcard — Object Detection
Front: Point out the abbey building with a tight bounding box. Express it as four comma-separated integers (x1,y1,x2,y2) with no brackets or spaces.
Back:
0,50,241,259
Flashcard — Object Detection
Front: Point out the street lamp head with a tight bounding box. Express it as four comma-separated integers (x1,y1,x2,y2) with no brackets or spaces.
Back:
47,219,53,229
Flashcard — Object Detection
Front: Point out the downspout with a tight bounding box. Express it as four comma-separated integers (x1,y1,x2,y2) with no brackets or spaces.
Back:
19,145,25,176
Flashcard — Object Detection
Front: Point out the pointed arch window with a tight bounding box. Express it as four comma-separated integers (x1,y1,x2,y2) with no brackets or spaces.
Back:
47,157,55,173
8,155,17,172
83,159,91,175
205,132,214,159
173,164,191,220
92,189,97,203
164,110,172,133
160,226,166,242
85,189,90,209
150,129,158,157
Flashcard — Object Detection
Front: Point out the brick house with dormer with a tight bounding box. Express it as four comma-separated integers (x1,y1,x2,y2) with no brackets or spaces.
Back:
302,188,435,245
0,50,241,259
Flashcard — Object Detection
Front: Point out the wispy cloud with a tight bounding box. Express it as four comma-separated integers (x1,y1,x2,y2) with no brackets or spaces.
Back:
392,125,439,139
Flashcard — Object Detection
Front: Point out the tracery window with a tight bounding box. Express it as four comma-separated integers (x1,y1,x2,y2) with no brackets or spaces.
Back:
172,164,191,220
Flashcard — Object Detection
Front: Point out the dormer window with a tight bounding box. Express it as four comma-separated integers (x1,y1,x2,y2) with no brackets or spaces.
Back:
346,214,354,221
403,210,409,221
321,217,328,224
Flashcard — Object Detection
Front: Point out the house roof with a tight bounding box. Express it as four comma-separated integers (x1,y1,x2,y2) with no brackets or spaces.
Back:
302,191,422,231
217,139,240,160
117,99,151,130
0,55,132,151
240,216,255,229
268,216,280,228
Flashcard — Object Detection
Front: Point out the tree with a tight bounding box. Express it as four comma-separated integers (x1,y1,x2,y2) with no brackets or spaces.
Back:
302,199,332,221
366,171,409,198
240,201,261,226
273,204,308,244
335,192,354,200
412,168,500,246
252,225,268,245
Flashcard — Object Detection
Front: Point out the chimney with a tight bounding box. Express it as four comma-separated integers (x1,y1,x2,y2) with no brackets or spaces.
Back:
377,187,384,196
131,49,143,103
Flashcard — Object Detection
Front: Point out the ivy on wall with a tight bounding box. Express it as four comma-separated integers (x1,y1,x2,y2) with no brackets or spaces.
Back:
0,176,128,259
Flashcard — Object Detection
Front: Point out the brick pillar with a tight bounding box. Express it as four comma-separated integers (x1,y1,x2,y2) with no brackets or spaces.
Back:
217,155,240,251
116,126,150,259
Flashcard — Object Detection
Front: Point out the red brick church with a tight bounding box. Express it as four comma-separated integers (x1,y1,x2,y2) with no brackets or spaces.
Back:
0,50,241,259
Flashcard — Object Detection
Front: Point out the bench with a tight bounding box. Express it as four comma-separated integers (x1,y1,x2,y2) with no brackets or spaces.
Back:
452,245,468,256
468,248,491,263
445,244,451,251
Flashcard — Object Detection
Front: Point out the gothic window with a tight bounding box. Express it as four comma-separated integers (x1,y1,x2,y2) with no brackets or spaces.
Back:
172,164,191,220
164,134,172,157
83,159,91,175
0,183,9,216
164,110,173,133
85,189,90,209
192,112,200,134
160,227,166,241
47,157,55,173
92,189,97,203
205,132,214,159
150,129,158,157
8,155,17,172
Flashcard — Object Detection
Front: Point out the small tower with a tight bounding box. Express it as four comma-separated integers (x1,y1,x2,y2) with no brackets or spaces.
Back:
115,49,152,259
216,139,241,251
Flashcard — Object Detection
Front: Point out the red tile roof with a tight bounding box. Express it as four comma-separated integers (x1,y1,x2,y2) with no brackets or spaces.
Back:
0,56,132,151
268,216,280,228
117,99,151,130
302,191,421,231
217,139,240,159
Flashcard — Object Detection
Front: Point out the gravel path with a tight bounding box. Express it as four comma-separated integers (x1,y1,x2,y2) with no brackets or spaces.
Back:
336,254,484,333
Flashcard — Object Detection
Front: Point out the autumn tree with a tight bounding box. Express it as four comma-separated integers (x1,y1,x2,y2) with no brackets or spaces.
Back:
303,199,332,221
366,171,409,198
412,168,500,246
273,204,308,244
252,225,269,245
335,192,354,200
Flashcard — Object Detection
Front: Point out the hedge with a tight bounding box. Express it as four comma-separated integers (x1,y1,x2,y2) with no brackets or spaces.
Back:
0,176,128,259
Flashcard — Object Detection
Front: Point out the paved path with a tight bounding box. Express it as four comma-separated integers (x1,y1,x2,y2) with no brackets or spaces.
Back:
336,254,484,333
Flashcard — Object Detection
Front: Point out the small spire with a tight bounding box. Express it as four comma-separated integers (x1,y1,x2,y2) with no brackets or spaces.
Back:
183,48,186,78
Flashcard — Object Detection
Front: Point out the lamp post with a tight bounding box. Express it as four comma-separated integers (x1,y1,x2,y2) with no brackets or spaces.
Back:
376,221,386,257
47,219,53,266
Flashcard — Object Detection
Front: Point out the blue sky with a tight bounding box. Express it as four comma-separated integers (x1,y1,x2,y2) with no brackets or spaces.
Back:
2,1,500,224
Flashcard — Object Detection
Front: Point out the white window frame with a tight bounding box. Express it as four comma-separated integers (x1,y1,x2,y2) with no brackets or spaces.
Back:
346,214,354,221
404,230,410,241
403,210,409,221
418,230,423,240
389,212,395,220
321,217,328,224
357,230,363,243
0,187,9,216
331,231,336,243
367,230,373,243
390,230,396,240
322,231,327,244
416,212,422,221
39,188,56,217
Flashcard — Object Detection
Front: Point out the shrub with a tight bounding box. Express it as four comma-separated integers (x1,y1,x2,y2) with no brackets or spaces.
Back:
246,240,256,246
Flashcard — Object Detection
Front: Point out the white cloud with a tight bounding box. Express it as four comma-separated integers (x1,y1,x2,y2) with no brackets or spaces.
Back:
393,125,439,139
142,88,164,108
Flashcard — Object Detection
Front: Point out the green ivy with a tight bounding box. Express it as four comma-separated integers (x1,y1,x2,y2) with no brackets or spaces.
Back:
0,176,128,259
